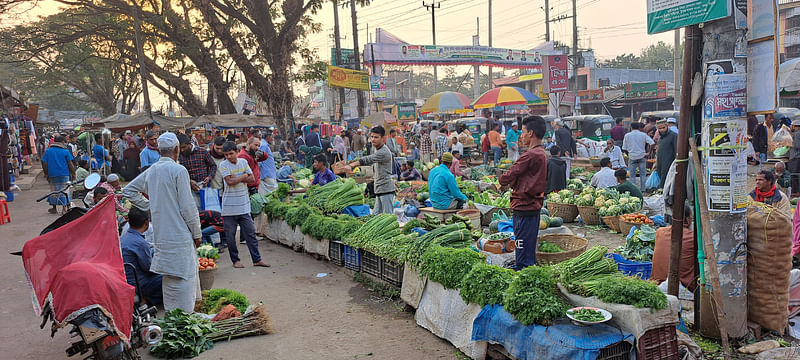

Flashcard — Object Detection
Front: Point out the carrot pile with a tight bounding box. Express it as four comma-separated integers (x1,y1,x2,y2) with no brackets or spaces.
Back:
619,213,653,225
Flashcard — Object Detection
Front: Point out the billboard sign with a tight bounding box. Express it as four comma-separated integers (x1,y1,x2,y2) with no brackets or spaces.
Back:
624,81,667,100
327,66,369,90
364,44,543,69
542,55,568,93
330,48,356,67
369,76,386,101
647,0,730,34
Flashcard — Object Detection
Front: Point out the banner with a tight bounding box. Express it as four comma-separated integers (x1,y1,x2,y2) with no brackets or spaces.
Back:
704,74,746,120
702,118,748,212
542,55,568,93
369,75,386,101
327,66,369,91
747,0,777,40
330,48,356,67
363,43,543,69
578,89,604,102
624,81,667,100
747,39,778,113
647,0,730,34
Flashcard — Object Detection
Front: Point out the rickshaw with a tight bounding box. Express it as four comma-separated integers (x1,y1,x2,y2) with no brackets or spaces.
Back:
638,110,679,124
562,115,615,141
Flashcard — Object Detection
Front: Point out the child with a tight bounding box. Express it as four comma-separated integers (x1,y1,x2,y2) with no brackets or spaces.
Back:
219,141,269,268
311,154,336,186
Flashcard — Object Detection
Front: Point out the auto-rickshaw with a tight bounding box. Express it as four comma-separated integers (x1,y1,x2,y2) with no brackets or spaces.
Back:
638,110,679,124
561,115,615,141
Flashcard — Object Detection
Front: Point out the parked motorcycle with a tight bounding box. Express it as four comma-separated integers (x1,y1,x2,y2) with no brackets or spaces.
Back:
19,196,161,360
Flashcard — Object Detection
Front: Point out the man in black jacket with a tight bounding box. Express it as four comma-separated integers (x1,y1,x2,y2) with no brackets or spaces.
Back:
546,147,567,194
752,114,776,163
655,120,677,189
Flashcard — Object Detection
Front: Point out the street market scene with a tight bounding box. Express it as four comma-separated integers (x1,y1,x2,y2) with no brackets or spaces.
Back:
4,0,800,359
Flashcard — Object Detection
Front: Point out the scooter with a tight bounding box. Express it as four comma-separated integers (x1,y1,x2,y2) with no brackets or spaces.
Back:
19,180,162,360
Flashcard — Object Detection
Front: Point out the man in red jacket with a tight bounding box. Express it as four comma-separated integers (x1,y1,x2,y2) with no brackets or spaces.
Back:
238,136,267,195
499,116,547,270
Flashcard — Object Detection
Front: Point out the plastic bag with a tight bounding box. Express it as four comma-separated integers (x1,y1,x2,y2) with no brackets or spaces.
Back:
200,187,221,212
770,125,794,153
646,171,661,190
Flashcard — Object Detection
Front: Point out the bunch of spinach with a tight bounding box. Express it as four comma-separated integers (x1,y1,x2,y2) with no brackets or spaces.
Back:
150,309,214,359
420,245,485,289
614,225,656,261
459,263,516,306
503,266,568,326
202,288,249,313
593,275,667,309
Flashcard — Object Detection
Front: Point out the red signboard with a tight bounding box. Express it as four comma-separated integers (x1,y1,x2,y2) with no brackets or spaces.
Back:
542,55,569,93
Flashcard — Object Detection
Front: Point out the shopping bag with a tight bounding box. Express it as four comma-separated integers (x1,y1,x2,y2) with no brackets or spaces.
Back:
200,187,221,211
646,171,661,190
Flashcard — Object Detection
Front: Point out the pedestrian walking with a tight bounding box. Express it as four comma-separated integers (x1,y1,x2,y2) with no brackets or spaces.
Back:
122,132,202,312
506,121,522,161
41,135,75,214
178,133,217,210
753,114,776,163
420,129,434,163
488,124,503,165
139,130,161,171
610,118,625,147
238,136,267,195
622,122,654,190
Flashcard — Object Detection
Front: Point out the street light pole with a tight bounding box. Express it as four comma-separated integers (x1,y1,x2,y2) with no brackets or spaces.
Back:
423,1,441,93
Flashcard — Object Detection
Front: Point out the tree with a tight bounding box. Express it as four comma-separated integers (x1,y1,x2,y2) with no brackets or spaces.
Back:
599,41,679,70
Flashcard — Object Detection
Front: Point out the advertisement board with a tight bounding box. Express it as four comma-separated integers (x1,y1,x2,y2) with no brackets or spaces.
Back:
327,66,369,91
623,81,667,100
542,55,568,93
330,48,356,67
647,0,730,34
746,39,778,113
704,74,746,120
369,76,386,101
578,89,604,102
363,44,543,69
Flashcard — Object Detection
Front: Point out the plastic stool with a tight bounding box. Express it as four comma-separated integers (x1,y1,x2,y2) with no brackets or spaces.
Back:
0,199,10,224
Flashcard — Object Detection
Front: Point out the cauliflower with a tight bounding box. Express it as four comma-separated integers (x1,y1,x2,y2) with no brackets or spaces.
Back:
619,197,629,205
605,199,616,207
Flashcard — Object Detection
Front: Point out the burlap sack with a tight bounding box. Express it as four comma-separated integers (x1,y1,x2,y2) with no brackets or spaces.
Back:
746,195,793,333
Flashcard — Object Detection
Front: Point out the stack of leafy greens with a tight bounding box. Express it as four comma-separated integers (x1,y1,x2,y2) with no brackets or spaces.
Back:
404,222,472,269
503,265,569,326
304,178,365,213
420,245,485,289
459,263,516,306
343,214,401,249
614,225,656,261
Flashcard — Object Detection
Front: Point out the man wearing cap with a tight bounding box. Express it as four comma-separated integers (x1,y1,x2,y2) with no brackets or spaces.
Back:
178,133,217,210
667,118,678,134
506,122,522,161
41,135,75,214
428,152,467,210
122,132,203,312
655,119,677,189
789,120,800,194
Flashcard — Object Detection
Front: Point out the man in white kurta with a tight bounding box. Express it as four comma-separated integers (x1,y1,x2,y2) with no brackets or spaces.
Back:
122,132,202,312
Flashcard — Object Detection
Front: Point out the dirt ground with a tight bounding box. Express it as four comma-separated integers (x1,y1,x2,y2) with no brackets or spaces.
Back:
564,223,628,251
0,179,459,360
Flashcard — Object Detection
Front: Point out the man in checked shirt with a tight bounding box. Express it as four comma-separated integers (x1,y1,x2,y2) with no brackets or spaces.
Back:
178,133,217,210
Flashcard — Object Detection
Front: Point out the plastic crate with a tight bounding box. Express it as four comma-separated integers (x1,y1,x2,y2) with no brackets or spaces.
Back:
343,245,361,272
598,340,633,360
605,253,653,280
381,260,404,287
328,241,344,266
637,325,678,360
361,251,383,278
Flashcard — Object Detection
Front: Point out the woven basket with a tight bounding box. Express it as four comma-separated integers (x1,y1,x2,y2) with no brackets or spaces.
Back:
618,219,639,237
577,205,602,225
602,215,620,232
547,202,579,223
536,234,589,265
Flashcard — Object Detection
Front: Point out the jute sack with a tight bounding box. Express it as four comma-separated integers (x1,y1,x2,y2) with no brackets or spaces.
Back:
746,195,792,334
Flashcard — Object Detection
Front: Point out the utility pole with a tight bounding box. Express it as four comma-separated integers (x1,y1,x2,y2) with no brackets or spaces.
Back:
350,0,365,118
572,0,578,114
333,0,346,122
488,0,493,89
544,0,550,42
673,29,681,108
423,1,440,93
474,17,481,99
132,3,152,119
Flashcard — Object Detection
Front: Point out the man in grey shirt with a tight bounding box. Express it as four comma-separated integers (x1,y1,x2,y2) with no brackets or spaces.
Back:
622,122,654,190
345,126,396,214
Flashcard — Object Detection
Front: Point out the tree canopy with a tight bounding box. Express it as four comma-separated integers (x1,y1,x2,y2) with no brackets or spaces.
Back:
598,41,679,70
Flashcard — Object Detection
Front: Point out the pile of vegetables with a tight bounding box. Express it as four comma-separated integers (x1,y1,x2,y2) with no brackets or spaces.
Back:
420,245,485,289
547,189,578,205
591,275,667,309
421,214,442,230
497,159,514,169
597,193,642,217
405,222,472,269
469,165,496,180
568,308,605,322
566,178,584,190
473,190,511,208
619,213,654,225
304,178,365,213
262,198,289,220
201,289,250,314
459,263,516,306
538,241,564,253
445,214,474,230
503,265,569,326
197,244,219,260
538,214,564,229
343,214,401,249
198,257,217,270
615,225,656,261
555,246,619,296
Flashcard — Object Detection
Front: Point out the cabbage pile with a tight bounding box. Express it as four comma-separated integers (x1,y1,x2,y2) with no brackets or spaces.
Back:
566,178,584,190
547,190,577,204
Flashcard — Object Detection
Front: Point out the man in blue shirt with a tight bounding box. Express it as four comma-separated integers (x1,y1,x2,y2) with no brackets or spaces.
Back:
276,162,296,186
139,130,161,171
427,152,467,210
311,154,336,186
41,135,75,214
305,124,322,148
258,130,278,194
92,133,110,171
120,206,163,306
506,121,522,161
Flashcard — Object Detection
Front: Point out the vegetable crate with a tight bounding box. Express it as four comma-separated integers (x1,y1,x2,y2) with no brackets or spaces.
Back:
637,325,678,360
343,245,362,272
597,340,633,360
361,251,383,278
605,253,652,280
328,241,345,266
381,260,404,287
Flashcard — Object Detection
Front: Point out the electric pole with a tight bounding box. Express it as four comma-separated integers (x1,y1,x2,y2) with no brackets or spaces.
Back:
350,0,365,118
132,3,152,119
333,0,346,122
544,0,550,42
488,0,493,89
673,29,680,108
572,0,578,114
474,17,481,99
423,1,440,93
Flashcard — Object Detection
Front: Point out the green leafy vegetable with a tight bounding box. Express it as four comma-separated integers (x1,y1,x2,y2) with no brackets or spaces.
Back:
202,289,250,314
459,263,516,306
568,308,605,322
420,245,485,289
503,266,568,326
538,241,564,253
149,309,214,359
614,225,656,261
593,275,667,309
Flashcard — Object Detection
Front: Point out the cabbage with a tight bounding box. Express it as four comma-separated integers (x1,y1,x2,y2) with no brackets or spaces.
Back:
298,179,310,188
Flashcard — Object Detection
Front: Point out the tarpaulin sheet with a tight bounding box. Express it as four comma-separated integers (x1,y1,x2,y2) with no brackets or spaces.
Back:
22,198,135,343
343,204,371,217
471,305,634,360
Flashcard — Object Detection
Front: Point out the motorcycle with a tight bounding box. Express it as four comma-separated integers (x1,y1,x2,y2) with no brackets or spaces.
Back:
19,190,162,360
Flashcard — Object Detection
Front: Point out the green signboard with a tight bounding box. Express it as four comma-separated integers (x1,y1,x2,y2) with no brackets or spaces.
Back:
647,0,730,34
624,81,668,100
330,48,355,67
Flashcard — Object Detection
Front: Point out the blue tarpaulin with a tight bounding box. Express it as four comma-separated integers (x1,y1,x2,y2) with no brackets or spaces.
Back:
471,305,634,360
343,204,371,217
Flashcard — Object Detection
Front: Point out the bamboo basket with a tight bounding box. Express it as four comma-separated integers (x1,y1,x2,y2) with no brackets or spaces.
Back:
577,205,602,225
546,202,579,223
536,234,589,265
601,215,620,232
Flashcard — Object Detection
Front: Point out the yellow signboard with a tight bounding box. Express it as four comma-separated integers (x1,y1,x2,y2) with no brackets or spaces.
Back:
327,65,369,90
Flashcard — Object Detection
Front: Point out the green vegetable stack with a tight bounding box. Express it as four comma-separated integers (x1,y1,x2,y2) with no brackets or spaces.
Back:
202,288,250,314
459,263,516,306
554,246,618,295
614,225,656,261
150,309,214,358
566,178,584,190
538,241,563,253
547,189,577,205
503,266,569,326
343,214,401,249
405,222,472,269
304,178,365,213
420,245,485,289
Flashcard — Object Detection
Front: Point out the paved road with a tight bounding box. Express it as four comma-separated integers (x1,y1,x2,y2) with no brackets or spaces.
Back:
1,180,458,359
